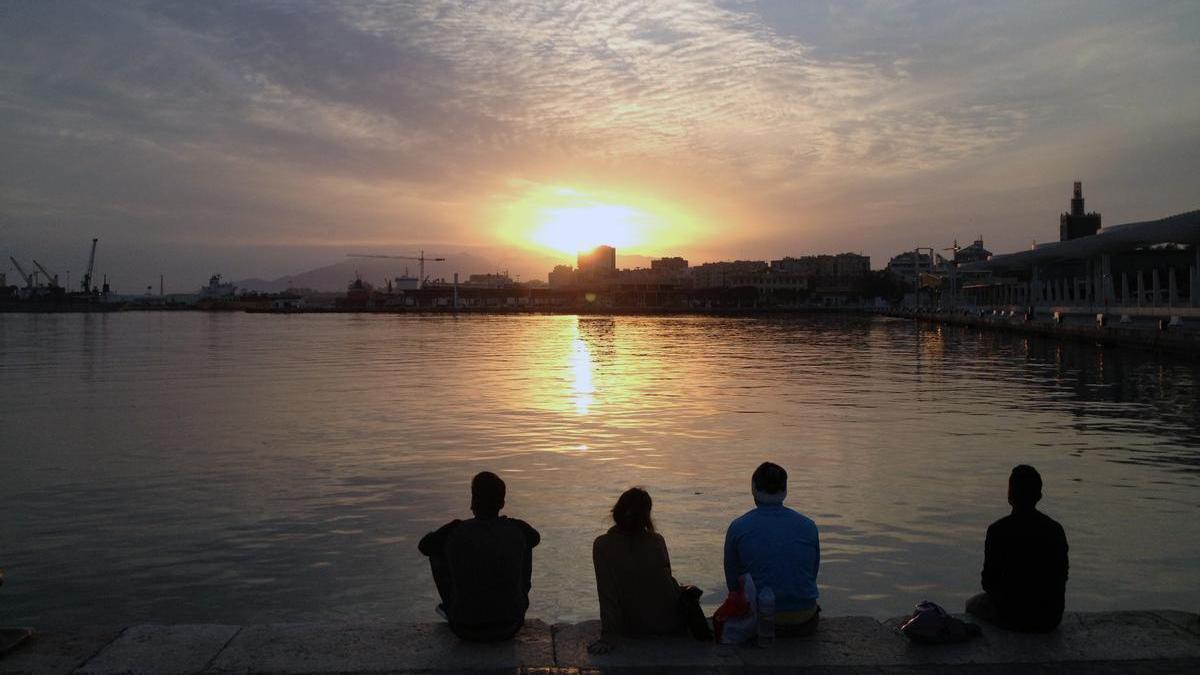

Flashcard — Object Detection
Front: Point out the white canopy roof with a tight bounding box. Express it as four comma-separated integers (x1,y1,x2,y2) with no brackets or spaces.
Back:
963,210,1200,272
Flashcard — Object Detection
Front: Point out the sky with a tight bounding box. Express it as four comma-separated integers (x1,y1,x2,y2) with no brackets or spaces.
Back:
2,0,1198,292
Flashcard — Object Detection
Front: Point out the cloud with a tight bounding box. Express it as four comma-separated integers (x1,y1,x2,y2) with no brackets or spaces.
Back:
1,0,1198,287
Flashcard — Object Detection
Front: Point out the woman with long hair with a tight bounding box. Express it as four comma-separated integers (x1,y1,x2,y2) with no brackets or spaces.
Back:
588,487,711,653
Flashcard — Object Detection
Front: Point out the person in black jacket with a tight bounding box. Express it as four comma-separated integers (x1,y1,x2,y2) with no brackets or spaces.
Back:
418,471,540,641
966,465,1069,632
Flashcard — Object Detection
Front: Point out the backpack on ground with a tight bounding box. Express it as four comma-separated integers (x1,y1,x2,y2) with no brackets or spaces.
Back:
899,601,982,644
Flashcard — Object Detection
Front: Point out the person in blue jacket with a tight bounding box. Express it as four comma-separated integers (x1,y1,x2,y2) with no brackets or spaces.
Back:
723,462,820,636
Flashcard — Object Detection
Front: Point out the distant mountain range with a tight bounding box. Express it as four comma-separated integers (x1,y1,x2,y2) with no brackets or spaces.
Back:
234,252,503,293
234,250,657,293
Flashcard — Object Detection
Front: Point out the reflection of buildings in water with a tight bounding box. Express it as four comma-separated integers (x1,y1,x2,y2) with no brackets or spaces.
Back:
918,323,946,360
79,312,110,387
576,317,615,355
1023,335,1190,407
970,326,1200,471
908,322,949,391
767,315,875,351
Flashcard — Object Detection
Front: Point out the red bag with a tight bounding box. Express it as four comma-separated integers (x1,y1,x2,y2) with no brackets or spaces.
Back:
711,574,756,644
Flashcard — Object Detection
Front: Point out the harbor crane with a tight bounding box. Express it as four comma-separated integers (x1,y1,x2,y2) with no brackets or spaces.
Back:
81,238,98,293
8,257,33,288
346,251,446,289
32,260,60,289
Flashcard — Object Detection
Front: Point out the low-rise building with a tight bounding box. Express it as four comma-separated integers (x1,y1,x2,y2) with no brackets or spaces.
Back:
271,295,305,310
613,268,662,285
650,256,689,272
548,265,576,288
691,260,768,288
464,273,513,288
887,251,947,285
728,271,809,292
771,253,870,280
954,238,992,265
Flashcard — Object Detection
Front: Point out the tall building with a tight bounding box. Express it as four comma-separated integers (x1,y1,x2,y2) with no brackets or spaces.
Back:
577,245,617,276
1059,181,1101,241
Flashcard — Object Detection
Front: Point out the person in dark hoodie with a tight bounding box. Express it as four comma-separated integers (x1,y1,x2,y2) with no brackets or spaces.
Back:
418,471,540,641
587,487,711,654
966,464,1069,632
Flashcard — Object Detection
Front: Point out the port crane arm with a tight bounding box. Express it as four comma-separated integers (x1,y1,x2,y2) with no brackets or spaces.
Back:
32,260,59,287
345,254,447,262
8,257,33,287
346,251,446,289
82,238,98,292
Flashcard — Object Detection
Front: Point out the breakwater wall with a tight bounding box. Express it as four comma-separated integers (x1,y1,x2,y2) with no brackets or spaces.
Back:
2,611,1198,674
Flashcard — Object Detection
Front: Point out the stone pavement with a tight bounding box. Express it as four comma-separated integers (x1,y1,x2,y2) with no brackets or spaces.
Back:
1,611,1197,674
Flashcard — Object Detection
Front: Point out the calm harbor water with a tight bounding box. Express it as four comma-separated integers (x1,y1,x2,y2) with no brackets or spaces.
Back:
1,312,1198,627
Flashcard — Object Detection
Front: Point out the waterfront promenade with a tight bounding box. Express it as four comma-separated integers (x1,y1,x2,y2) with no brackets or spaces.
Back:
2,611,1198,674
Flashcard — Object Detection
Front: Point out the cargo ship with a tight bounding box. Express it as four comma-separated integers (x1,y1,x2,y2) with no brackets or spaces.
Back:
336,275,375,309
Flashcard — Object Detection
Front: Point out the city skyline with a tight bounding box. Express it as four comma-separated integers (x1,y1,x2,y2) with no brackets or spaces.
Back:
3,1,1199,291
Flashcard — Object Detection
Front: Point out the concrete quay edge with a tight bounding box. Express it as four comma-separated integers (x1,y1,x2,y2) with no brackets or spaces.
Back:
1,611,1197,674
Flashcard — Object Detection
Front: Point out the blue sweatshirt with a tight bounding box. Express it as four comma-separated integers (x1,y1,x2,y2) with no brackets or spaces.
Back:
723,504,820,612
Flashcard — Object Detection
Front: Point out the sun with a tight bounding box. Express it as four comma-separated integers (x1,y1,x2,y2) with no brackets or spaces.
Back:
493,184,703,257
532,203,645,253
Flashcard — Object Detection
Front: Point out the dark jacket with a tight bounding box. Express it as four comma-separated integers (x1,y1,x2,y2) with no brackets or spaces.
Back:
419,516,540,640
982,507,1069,632
592,527,684,638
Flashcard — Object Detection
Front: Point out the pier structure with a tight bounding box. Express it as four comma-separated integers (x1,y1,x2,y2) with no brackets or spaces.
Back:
956,209,1200,320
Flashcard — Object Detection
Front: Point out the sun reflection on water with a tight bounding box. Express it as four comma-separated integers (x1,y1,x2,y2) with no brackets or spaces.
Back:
569,324,595,415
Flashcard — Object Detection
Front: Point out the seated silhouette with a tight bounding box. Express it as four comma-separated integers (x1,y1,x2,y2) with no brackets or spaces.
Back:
588,488,710,654
724,462,821,636
418,471,540,641
966,464,1069,632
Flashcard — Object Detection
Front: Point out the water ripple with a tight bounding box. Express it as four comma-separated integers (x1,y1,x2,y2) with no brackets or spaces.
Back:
1,312,1198,626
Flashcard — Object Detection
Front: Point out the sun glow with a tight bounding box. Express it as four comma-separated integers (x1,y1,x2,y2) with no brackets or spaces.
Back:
535,203,644,253
494,184,703,256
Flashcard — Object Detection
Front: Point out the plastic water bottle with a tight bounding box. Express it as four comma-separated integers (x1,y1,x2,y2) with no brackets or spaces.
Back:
757,586,776,647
